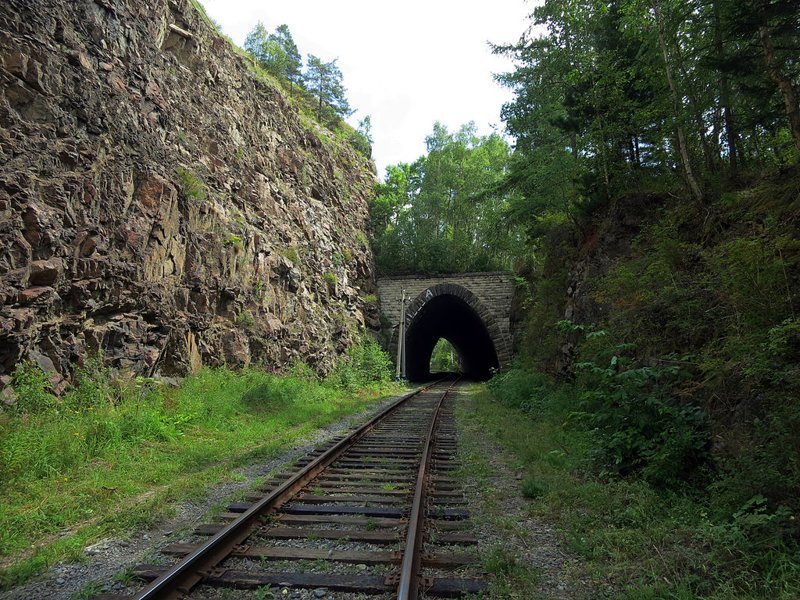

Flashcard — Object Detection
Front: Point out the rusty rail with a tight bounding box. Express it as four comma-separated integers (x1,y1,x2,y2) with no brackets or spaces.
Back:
107,376,485,600
396,377,456,598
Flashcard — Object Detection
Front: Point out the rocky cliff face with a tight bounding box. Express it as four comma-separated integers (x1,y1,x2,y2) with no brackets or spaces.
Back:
0,0,379,390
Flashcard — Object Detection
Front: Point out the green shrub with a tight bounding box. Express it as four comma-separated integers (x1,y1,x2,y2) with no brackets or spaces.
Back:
575,356,709,487
235,310,255,329
9,361,54,416
176,167,206,202
328,337,392,392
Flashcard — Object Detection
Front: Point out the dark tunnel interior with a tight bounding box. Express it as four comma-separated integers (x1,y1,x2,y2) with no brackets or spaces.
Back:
404,294,499,382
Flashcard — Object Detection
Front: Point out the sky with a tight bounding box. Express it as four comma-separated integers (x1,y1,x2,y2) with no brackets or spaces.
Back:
198,0,534,177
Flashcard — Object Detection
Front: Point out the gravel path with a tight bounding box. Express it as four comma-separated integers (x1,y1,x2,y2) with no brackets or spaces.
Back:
0,392,407,600
453,387,593,599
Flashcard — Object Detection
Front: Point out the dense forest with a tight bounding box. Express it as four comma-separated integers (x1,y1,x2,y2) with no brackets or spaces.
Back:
372,0,800,597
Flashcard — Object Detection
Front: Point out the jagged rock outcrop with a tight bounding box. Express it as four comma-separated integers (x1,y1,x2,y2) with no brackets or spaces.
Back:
0,0,379,388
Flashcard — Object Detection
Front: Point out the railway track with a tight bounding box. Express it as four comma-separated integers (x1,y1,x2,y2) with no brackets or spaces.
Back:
102,378,486,599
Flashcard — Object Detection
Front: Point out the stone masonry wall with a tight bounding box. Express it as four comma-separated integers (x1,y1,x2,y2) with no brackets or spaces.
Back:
0,0,379,391
376,273,515,367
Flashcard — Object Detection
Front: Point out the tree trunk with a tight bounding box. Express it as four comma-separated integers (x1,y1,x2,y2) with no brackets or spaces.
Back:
758,23,800,153
713,0,739,177
652,0,703,202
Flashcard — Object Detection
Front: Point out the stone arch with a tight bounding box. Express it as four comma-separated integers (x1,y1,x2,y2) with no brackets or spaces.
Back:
389,283,512,381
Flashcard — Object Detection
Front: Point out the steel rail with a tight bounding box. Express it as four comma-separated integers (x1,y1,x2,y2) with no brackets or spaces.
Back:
132,380,445,600
396,377,460,599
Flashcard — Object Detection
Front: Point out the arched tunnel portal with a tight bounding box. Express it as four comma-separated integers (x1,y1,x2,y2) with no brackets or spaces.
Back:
390,283,509,382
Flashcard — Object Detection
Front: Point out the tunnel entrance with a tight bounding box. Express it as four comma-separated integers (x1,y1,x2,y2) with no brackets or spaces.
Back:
404,292,500,382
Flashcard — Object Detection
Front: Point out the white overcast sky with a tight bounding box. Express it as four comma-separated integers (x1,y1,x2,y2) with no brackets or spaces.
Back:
198,0,534,177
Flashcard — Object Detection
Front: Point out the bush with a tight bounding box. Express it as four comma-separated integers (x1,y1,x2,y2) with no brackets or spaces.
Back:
575,356,710,487
328,337,393,392
9,361,53,416
176,167,206,202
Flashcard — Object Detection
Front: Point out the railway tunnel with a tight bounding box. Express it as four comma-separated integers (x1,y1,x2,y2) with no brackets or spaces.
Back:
404,292,499,381
376,274,515,383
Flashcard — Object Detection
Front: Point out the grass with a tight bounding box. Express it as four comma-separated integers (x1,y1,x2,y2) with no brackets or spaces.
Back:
458,378,800,599
0,361,402,589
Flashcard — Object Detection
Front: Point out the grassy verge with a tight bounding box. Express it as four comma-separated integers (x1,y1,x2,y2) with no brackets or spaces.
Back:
454,385,554,598
462,374,800,600
0,344,402,589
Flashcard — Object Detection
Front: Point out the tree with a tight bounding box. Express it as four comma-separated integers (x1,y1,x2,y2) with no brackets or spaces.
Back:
243,22,269,65
357,116,373,144
243,22,302,86
370,123,520,275
304,55,352,124
270,24,302,85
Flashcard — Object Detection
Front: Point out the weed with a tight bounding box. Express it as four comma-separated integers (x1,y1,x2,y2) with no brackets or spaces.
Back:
520,477,548,499
482,545,518,575
254,585,275,600
323,271,338,287
278,247,300,265
355,231,369,248
8,360,53,416
70,581,104,599
176,167,206,202
224,233,243,251
234,310,255,329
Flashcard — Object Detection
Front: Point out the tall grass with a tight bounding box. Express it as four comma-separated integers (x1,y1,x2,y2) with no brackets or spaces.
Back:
0,339,399,588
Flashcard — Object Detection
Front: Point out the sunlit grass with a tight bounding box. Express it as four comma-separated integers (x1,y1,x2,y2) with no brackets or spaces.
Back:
0,365,401,589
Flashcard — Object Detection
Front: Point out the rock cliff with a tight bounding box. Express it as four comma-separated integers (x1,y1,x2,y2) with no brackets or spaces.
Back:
0,0,378,390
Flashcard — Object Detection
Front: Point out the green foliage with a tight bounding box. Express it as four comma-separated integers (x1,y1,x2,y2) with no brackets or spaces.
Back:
224,233,243,250
371,122,523,275
9,361,53,416
574,352,710,487
323,271,337,287
304,54,351,126
234,310,255,329
244,22,302,86
278,247,300,265
429,338,458,373
176,167,206,202
495,0,800,222
0,360,400,588
520,476,548,499
477,372,800,598
327,337,393,393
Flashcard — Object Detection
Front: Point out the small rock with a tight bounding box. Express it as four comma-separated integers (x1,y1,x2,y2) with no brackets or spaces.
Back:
314,588,327,598
56,578,65,585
